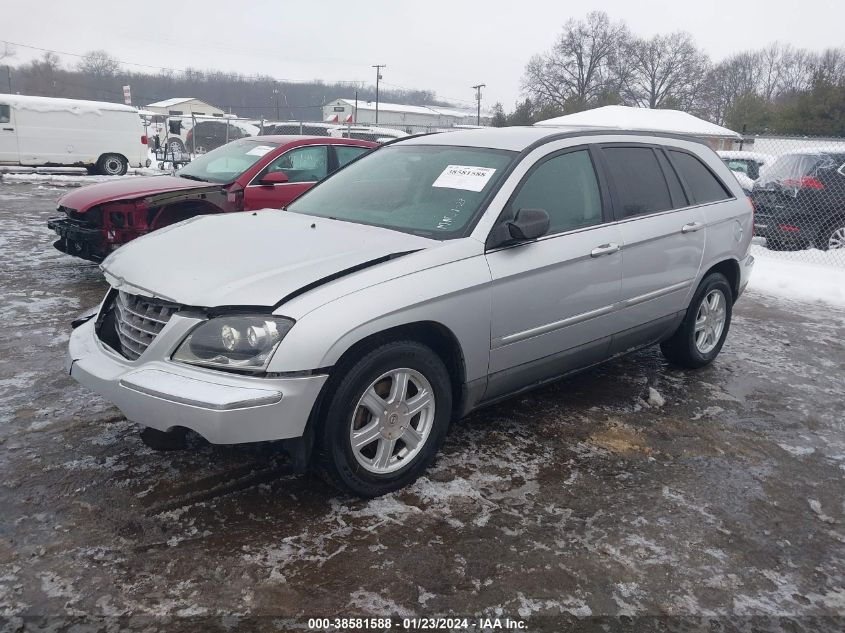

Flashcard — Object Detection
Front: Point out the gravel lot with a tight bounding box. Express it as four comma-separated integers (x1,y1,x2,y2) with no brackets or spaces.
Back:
1,181,844,632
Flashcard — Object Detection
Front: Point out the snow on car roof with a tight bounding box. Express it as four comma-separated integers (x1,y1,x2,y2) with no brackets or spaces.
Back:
535,105,741,139
0,94,138,114
399,125,702,152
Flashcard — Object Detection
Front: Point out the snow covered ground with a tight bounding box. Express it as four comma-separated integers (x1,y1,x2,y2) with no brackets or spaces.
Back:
748,246,845,308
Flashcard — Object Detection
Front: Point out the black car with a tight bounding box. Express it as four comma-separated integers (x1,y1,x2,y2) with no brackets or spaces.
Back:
751,150,845,251
185,121,252,153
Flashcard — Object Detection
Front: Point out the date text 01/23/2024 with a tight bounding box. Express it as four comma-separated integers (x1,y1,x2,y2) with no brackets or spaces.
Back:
307,617,527,630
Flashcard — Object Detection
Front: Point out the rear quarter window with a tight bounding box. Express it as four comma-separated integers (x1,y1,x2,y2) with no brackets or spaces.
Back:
668,150,731,204
0,104,9,123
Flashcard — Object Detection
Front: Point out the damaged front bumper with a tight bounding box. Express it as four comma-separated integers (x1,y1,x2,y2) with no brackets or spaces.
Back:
68,316,328,444
47,216,107,262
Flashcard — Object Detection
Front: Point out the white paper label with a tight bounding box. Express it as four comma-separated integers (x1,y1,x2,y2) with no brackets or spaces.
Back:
246,145,275,157
432,165,496,192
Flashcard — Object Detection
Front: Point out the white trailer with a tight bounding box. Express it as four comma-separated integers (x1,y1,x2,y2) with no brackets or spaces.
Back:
0,95,148,175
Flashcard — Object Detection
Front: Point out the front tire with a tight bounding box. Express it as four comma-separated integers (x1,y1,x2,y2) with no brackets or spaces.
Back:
661,273,733,369
316,340,452,498
96,153,128,176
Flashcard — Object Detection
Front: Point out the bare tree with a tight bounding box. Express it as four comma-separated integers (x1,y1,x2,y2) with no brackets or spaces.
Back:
816,47,845,85
77,50,120,77
621,32,709,109
521,11,629,111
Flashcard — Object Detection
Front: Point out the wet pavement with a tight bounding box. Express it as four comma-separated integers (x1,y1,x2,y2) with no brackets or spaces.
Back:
1,181,844,632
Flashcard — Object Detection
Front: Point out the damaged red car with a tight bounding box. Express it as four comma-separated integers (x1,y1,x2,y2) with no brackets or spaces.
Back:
47,135,377,262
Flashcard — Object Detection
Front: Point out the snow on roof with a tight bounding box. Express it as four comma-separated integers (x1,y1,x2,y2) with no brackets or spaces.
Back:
145,98,199,108
334,99,489,119
0,94,137,114
717,151,774,162
535,105,741,139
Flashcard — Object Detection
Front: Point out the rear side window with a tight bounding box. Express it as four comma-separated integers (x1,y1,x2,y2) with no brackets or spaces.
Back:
0,104,9,124
510,149,603,235
602,147,672,218
335,145,370,168
669,151,731,204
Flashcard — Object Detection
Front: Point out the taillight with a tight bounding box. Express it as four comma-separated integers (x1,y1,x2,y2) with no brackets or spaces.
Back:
747,197,755,236
779,224,801,232
783,176,824,190
141,135,148,145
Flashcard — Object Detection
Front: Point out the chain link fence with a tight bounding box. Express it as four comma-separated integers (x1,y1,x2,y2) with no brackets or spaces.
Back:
718,135,845,267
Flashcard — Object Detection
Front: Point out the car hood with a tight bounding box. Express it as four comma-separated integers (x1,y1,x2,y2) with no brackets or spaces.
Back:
100,210,436,307
58,175,220,213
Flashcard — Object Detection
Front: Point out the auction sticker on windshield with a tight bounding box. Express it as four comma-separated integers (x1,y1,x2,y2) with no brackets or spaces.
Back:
246,145,275,157
432,165,496,192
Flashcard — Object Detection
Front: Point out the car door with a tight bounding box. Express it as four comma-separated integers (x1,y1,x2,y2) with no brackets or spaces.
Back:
596,144,706,352
0,103,19,164
244,145,330,210
484,146,623,401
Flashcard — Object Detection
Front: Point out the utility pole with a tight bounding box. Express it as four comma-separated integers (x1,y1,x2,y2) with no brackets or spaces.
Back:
372,64,386,125
472,84,486,126
6,66,11,94
272,83,280,121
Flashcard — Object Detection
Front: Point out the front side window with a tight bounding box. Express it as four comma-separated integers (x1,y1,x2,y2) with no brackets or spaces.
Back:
288,144,515,239
258,145,328,183
510,150,603,235
176,138,280,183
0,104,9,124
669,151,731,204
602,147,672,218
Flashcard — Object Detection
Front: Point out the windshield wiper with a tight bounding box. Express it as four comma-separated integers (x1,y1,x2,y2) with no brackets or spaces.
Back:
178,174,207,182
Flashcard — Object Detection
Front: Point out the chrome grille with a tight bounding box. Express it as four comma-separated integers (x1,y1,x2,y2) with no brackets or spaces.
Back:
112,291,179,360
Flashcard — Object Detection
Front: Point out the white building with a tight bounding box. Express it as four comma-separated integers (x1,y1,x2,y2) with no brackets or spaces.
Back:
323,99,490,132
144,98,225,119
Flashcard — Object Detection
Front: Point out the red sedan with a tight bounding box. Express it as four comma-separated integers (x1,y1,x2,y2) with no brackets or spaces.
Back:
47,135,377,262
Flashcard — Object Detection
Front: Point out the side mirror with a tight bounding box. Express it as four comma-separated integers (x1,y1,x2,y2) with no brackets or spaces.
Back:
506,208,550,241
259,171,289,185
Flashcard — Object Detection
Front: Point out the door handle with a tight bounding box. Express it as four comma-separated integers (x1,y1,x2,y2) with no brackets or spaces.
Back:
590,243,620,257
2,127,14,131
681,222,704,233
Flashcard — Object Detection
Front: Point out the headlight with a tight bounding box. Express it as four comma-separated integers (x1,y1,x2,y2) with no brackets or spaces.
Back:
172,315,294,373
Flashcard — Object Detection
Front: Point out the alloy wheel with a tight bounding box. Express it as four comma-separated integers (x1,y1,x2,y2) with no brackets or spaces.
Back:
694,289,727,354
349,368,436,474
828,227,845,250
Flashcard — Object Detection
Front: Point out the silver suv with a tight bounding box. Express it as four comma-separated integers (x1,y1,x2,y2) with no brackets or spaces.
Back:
67,127,754,497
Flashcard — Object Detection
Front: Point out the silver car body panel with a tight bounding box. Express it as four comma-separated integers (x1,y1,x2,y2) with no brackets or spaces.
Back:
69,126,754,443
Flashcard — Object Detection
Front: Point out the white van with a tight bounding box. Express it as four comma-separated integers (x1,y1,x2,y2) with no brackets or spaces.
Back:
0,95,148,175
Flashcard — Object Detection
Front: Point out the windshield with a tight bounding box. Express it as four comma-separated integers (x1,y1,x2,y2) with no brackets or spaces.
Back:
176,138,279,184
287,145,516,238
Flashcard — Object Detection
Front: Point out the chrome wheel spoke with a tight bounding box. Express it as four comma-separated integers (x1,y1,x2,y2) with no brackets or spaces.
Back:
351,420,382,449
401,425,423,450
405,390,432,418
374,438,396,469
360,388,387,419
388,370,410,404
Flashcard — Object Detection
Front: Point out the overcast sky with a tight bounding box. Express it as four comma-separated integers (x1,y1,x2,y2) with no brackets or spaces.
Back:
3,0,844,110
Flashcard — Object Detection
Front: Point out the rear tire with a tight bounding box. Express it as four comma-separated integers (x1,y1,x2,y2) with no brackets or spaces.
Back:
661,273,733,369
315,340,452,498
96,153,128,176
